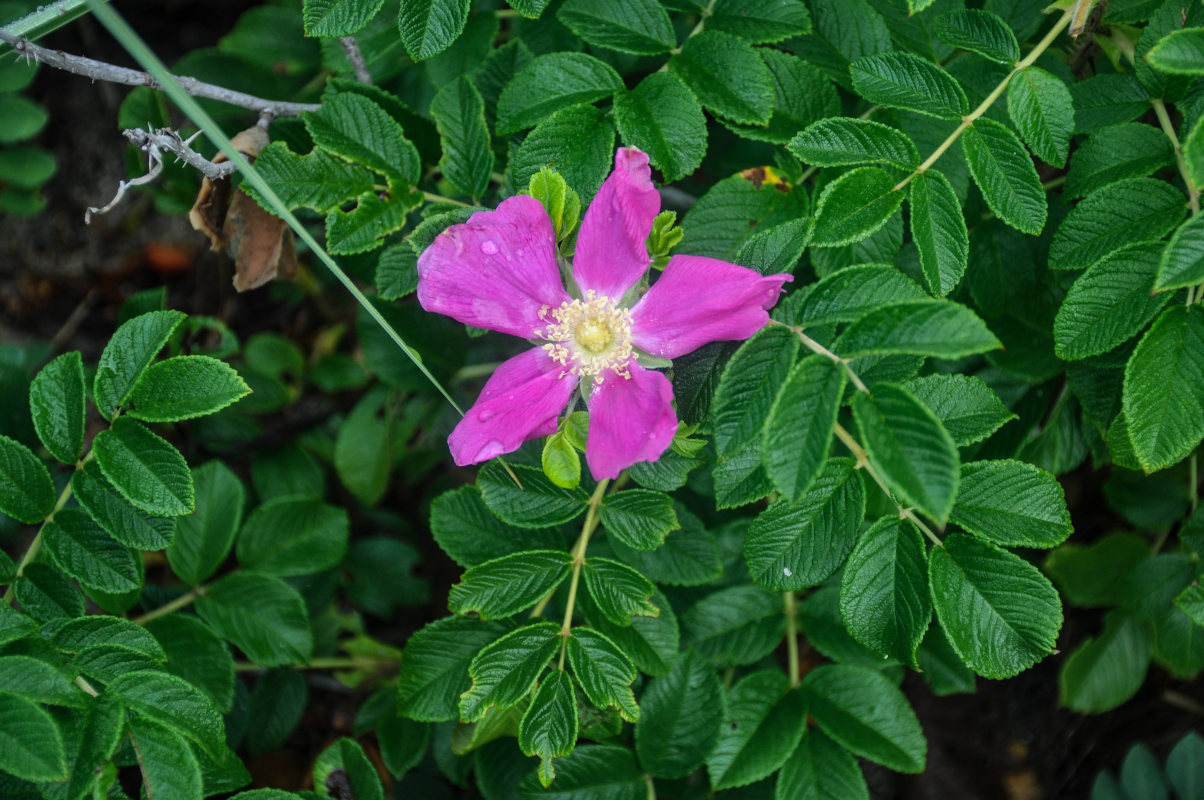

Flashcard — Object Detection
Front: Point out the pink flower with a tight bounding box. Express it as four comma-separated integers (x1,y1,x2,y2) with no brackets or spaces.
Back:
416,148,792,480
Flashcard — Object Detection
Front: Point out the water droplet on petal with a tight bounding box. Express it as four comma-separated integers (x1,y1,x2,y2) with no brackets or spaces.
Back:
477,409,497,422
481,240,499,255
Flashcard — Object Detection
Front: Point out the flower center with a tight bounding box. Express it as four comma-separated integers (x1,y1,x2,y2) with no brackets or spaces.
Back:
538,290,633,381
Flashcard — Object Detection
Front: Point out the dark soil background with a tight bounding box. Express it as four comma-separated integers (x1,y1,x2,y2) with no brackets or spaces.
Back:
2,4,1202,798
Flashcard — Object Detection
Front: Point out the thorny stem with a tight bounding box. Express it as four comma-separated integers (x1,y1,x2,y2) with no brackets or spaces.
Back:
893,6,1076,192
783,591,800,687
132,586,204,626
1152,99,1201,216
557,479,610,670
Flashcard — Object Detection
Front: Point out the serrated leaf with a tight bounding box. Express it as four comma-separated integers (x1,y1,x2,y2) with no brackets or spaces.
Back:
950,460,1072,549
0,692,66,781
934,9,1019,63
12,562,84,622
582,556,658,626
525,167,581,243
905,375,1015,447
797,263,927,326
0,655,85,707
460,622,560,721
515,744,644,800
147,614,235,713
478,462,588,528
614,72,706,183
43,508,139,594
72,460,173,550
1049,178,1187,271
507,104,615,203
909,170,968,296
811,167,904,248
126,355,249,422
802,664,925,773
302,0,385,36
777,728,869,800
94,310,185,420
333,387,392,505
598,489,679,551
709,0,812,43
763,356,844,503
566,627,639,722
736,217,810,275
128,717,202,800
399,0,470,60
1147,27,1204,74
449,550,571,619
497,52,623,135
51,615,166,659
93,417,193,517
635,650,722,778
0,434,54,524
707,671,808,791
852,384,959,523
556,0,675,55
234,496,349,577
313,738,383,800
1059,610,1150,713
29,351,85,464
109,670,225,757
929,533,1062,678
745,458,865,590
196,572,313,667
834,299,1000,359
1157,213,1204,291
610,505,721,585
430,486,565,568
679,173,809,261
250,142,374,212
66,693,126,799
518,670,577,786
789,118,919,171
584,587,679,677
839,517,930,666
1005,66,1073,168
167,460,245,585
1045,532,1149,608
849,51,967,119
669,30,773,125
1065,122,1174,199
725,49,839,144
376,244,418,300
684,585,786,667
397,616,513,721
430,76,493,201
713,326,800,458
961,118,1046,235
325,190,419,255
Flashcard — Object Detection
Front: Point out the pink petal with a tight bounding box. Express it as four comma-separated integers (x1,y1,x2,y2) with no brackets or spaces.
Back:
417,195,569,338
572,147,661,300
584,361,677,480
630,255,792,359
449,348,577,466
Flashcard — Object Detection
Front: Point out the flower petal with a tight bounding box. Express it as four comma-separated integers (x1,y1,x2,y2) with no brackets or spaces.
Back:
449,348,577,467
630,255,792,359
417,195,569,338
572,147,661,300
584,361,677,480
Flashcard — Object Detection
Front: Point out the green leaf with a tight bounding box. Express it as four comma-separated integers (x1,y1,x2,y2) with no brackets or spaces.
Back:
313,738,383,800
745,458,866,590
325,191,419,255
333,388,392,506
1154,603,1204,677
713,326,800,458
507,104,616,203
1167,732,1204,800
1176,584,1204,628
1060,610,1150,713
1147,27,1204,74
709,0,812,43
0,655,85,707
235,496,349,577
12,563,83,622
0,95,48,144
1123,305,1204,472
94,309,186,420
708,671,808,791
431,76,493,200
0,145,54,188
839,517,930,666
167,460,245,585
196,572,313,667
1158,213,1204,291
1120,553,1195,620
302,0,385,36
834,299,1000,359
376,244,418,300
93,417,194,517
515,744,644,800
29,351,85,464
496,52,623,134
669,30,774,125
810,167,905,248
0,692,67,781
398,0,470,60
541,432,580,490
460,622,560,721
789,118,919,171
635,650,722,778
251,143,374,212
51,615,166,659
127,717,202,800
736,217,810,275
397,616,513,722
478,462,588,528
582,556,658,626
66,694,126,800
430,486,565,568
961,118,1046,235
950,460,1072,549
109,670,225,757
1004,66,1073,167
1049,178,1187,271
126,355,249,422
684,585,786,667
614,72,706,183
525,167,582,243
0,434,54,523
905,375,1015,447
929,533,1062,678
0,604,36,647
1045,532,1149,608
610,505,721,586
72,460,173,550
852,383,960,524
566,627,639,722
43,508,139,594
584,587,679,677
147,614,235,713
802,664,925,773
724,49,839,144
679,173,810,261
449,550,571,619
1065,122,1174,199
908,170,968,296
797,263,927,326
598,489,679,551
556,0,675,55
777,728,869,800
518,670,577,787
849,51,967,120
933,9,1019,63
763,356,844,503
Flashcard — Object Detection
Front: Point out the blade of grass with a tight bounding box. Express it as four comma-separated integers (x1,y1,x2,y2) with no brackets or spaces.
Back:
0,0,104,52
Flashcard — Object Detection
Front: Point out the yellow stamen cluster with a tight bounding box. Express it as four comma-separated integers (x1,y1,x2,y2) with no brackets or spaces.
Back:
538,290,633,381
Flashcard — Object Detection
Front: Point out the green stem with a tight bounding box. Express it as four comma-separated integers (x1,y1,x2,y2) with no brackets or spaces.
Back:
784,591,800,687
132,586,203,626
1152,99,1201,216
644,775,656,800
894,6,1075,192
556,479,610,670
3,464,81,603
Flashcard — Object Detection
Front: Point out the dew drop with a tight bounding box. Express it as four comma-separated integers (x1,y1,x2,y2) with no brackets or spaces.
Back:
783,567,793,577
477,409,497,422
481,240,499,255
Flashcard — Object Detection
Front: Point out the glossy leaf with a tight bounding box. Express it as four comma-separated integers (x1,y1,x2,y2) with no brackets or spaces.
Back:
496,52,623,134
934,9,1019,63
669,31,774,125
399,0,470,61
788,117,919,170
1006,66,1073,167
598,489,679,551
811,167,904,247
235,496,349,577
460,622,560,721
961,118,1046,235
518,670,577,786
167,460,245,585
567,627,639,721
763,356,844,503
126,355,249,422
556,0,675,55
613,72,707,182
397,616,513,722
93,309,185,420
431,76,493,200
93,417,193,517
834,299,1000,359
950,460,1072,549
478,462,588,528
909,170,968,296
849,51,967,120
448,550,571,619
29,350,85,464
1049,178,1186,271
43,508,139,594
